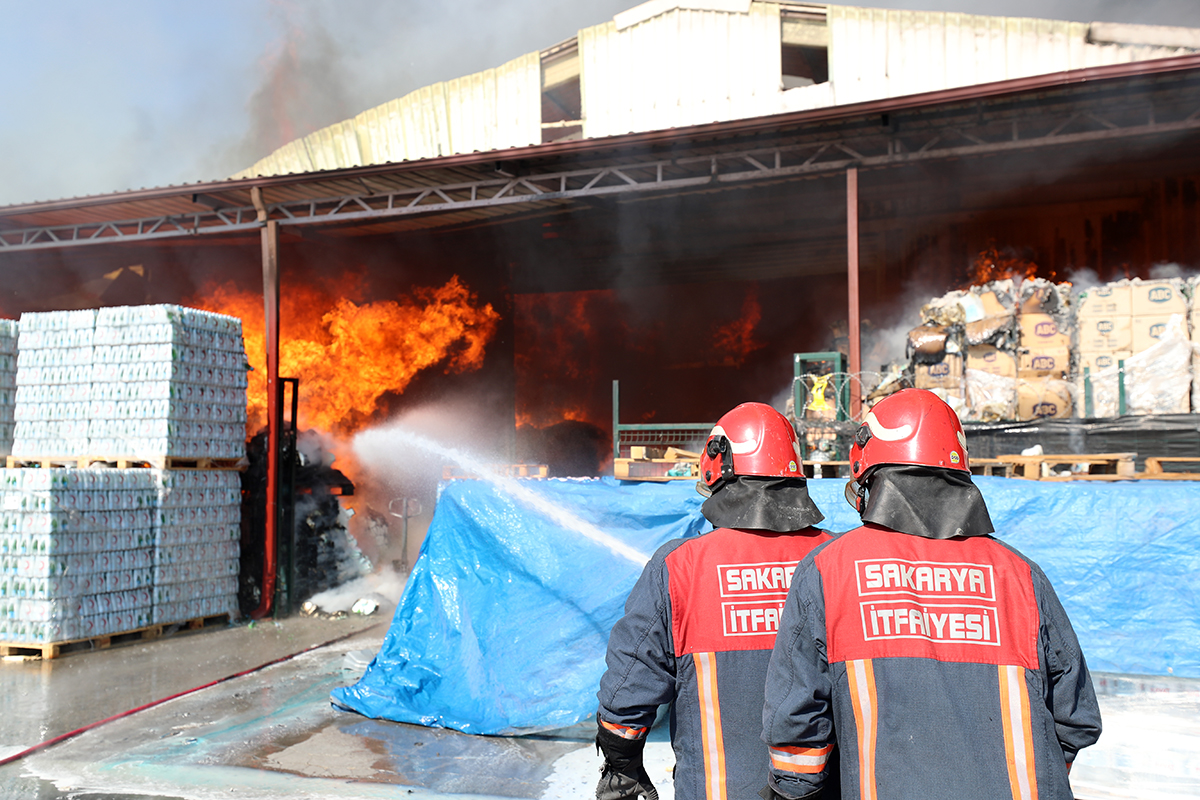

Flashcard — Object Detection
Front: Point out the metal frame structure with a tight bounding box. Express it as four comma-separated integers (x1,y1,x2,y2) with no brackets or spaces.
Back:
5,71,1200,252
611,380,712,461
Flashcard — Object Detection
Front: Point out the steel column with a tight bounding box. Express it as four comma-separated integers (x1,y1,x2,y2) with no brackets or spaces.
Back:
251,185,281,619
846,167,862,420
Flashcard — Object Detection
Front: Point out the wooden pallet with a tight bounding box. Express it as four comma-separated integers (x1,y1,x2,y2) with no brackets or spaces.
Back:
804,460,849,479
1137,457,1200,480
5,455,247,471
0,613,233,661
614,458,699,481
995,452,1137,480
970,458,1014,478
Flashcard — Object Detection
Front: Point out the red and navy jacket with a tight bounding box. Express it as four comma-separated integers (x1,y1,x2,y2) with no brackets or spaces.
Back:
762,523,1102,800
598,526,831,800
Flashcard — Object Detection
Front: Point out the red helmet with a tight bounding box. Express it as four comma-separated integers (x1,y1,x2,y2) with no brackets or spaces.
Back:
850,389,969,481
701,402,802,490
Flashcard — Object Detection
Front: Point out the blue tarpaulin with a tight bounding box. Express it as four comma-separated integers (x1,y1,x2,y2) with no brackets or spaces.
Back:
332,475,1200,735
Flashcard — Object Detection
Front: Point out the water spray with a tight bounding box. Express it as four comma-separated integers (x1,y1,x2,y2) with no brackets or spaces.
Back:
354,426,650,567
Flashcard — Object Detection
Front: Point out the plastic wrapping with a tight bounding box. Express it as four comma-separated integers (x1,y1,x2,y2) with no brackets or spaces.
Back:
907,324,951,360
964,314,1016,347
964,368,1016,422
1085,315,1195,417
333,476,1200,735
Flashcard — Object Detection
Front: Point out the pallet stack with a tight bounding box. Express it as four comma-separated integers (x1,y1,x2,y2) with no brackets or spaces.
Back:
11,310,96,458
0,304,248,654
89,306,247,460
0,468,156,644
151,469,241,625
0,320,16,456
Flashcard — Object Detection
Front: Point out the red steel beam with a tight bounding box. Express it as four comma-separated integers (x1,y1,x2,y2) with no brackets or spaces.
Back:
846,167,862,420
252,209,281,619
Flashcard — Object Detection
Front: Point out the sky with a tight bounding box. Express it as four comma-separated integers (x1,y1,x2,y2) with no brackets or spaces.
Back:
2,0,1199,208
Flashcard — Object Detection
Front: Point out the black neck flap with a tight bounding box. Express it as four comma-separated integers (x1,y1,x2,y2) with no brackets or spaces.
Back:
860,465,994,539
700,476,826,532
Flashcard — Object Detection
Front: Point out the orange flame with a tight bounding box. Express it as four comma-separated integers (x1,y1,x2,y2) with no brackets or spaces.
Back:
968,242,1041,286
711,285,764,367
515,290,617,429
189,275,500,436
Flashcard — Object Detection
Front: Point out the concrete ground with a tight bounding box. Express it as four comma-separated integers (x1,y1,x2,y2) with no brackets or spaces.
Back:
0,611,1197,800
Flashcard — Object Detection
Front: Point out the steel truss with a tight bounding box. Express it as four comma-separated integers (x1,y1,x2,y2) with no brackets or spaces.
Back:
4,94,1200,252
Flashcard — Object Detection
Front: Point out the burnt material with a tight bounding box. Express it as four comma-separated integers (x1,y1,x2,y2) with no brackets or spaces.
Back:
239,429,357,617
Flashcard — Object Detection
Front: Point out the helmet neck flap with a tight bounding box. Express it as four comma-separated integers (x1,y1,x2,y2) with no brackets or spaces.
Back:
849,464,993,539
701,475,825,533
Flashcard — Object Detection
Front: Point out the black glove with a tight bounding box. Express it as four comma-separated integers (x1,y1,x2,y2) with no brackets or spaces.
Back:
595,720,659,800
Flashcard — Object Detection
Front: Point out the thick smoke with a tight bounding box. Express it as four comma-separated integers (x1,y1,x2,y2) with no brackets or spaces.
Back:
6,1,1200,207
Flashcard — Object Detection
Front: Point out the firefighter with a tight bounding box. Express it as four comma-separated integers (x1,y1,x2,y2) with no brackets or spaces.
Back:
596,402,831,800
761,388,1102,800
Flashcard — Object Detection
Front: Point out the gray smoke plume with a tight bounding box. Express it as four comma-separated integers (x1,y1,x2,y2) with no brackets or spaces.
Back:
4,1,1200,207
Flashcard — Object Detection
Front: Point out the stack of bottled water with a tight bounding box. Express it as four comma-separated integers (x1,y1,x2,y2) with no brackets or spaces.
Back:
0,468,156,643
0,320,16,456
12,310,97,458
12,305,247,461
90,305,248,459
151,469,241,625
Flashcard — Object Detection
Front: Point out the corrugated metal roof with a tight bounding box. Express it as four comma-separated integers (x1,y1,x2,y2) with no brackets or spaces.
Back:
231,53,542,180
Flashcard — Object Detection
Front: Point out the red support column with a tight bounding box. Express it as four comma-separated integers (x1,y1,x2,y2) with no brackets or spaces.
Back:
251,193,280,619
847,168,862,420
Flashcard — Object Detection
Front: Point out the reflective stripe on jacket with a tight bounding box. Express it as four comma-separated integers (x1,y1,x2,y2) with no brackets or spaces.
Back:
599,526,831,800
763,523,1102,800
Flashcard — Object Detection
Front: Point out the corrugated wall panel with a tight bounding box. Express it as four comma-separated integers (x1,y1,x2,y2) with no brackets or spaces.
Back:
234,53,539,178
579,3,781,139
828,5,1194,105
494,52,542,151
232,3,1200,179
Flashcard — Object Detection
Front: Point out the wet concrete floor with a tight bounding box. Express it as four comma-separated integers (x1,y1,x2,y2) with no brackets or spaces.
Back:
0,613,1196,800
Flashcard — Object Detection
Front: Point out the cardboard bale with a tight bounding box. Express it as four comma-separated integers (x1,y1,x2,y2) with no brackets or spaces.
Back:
1076,315,1133,352
1018,278,1069,316
1130,278,1187,316
913,354,963,390
1074,283,1132,318
966,345,1017,378
1019,313,1071,351
1132,314,1181,354
1085,317,1193,416
1017,379,1073,420
1078,350,1131,375
1018,348,1070,378
964,369,1016,422
907,324,952,360
1076,351,1131,418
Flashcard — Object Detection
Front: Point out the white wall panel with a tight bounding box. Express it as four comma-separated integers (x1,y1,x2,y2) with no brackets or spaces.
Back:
234,2,1200,180
827,4,1190,106
579,3,781,139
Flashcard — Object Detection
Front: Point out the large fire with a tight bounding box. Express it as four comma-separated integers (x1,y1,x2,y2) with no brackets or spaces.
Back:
967,242,1044,286
711,284,764,367
189,275,500,436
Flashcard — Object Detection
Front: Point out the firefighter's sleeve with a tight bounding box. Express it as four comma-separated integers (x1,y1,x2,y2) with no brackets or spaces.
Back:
597,543,680,735
1032,562,1103,763
761,557,835,800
